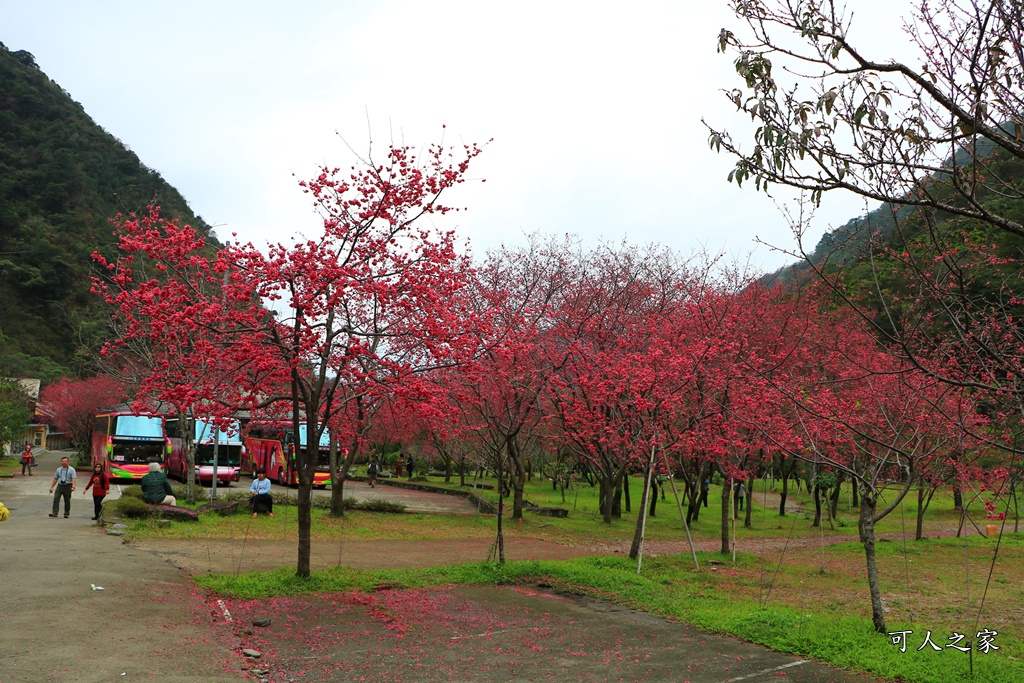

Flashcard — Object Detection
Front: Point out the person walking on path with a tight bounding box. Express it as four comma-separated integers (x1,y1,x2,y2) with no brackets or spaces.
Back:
141,462,176,506
367,460,378,488
20,443,35,476
83,462,109,520
48,456,77,517
249,468,274,517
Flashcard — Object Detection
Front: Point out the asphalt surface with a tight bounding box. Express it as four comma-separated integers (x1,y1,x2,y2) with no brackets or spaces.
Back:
1,450,884,683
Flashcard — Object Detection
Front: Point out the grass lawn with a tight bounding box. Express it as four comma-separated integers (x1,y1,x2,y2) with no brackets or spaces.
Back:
128,473,1022,683
0,456,21,477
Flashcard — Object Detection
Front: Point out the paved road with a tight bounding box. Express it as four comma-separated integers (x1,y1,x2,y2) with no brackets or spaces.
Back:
1,451,884,683
0,450,246,683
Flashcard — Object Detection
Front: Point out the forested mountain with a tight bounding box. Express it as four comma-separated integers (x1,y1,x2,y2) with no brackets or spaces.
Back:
0,42,213,381
768,137,1024,286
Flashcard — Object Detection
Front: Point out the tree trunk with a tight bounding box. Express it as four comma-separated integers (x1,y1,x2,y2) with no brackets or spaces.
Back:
829,473,843,519
649,478,658,517
600,476,614,524
860,494,887,633
953,486,963,510
612,477,623,519
629,460,654,559
623,473,632,513
293,376,312,578
852,479,859,507
743,477,752,528
495,453,505,564
811,482,822,528
183,416,197,504
779,468,789,516
720,479,731,555
507,438,527,520
915,484,937,541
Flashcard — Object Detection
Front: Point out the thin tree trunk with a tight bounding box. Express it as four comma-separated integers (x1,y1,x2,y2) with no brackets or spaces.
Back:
495,452,505,564
915,483,937,540
623,473,631,513
293,374,311,578
743,477,752,528
860,494,887,633
720,479,731,555
779,468,789,516
600,475,614,524
629,456,654,560
811,482,822,528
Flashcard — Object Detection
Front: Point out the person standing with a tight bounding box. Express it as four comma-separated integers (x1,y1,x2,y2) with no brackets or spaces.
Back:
21,443,34,476
406,454,415,480
250,468,274,517
140,462,176,506
366,460,378,488
48,456,77,518
83,463,109,520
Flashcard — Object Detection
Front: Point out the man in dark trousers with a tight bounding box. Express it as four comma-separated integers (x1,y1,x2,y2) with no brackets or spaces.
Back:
48,456,77,517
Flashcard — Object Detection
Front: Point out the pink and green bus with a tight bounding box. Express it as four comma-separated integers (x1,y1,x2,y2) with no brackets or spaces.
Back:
92,411,170,481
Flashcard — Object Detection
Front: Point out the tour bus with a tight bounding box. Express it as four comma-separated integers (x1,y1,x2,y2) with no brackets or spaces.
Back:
92,411,170,481
165,417,243,486
242,420,332,487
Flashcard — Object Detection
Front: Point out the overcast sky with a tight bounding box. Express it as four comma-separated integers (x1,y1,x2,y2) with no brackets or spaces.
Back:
2,0,913,273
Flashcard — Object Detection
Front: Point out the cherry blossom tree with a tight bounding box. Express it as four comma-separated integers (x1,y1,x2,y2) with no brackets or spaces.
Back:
39,375,124,455
96,139,486,577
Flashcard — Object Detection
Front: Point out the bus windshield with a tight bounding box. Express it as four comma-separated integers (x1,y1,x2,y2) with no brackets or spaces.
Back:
195,443,243,466
114,415,164,439
296,425,331,471
194,420,242,445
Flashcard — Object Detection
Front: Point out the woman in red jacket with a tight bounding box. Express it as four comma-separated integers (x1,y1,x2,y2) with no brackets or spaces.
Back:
83,463,109,521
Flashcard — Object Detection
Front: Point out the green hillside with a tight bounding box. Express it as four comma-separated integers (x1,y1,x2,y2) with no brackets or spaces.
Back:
0,42,214,381
768,138,1024,286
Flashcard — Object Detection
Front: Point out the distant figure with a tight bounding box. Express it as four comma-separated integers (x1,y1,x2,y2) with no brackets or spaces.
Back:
21,443,34,476
406,454,415,480
699,478,710,508
83,462,109,520
141,462,176,506
366,460,378,488
250,468,273,517
735,481,746,512
48,456,77,517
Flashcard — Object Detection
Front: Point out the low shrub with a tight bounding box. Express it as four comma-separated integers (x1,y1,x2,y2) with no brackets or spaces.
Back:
116,495,152,519
120,485,144,500
171,485,210,502
354,499,407,513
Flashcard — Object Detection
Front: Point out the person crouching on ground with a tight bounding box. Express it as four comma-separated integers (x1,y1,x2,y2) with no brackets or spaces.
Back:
83,462,109,520
141,462,176,506
250,468,273,517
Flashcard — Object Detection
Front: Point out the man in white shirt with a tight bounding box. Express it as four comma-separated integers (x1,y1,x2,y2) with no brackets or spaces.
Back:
48,456,77,518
